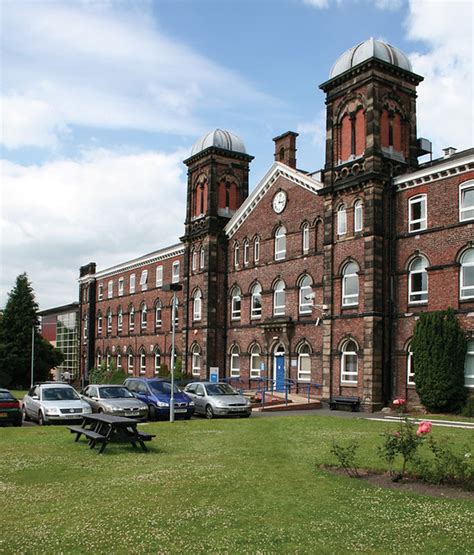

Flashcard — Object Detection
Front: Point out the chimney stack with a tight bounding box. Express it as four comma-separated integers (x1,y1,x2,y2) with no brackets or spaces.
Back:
273,131,298,169
442,146,457,158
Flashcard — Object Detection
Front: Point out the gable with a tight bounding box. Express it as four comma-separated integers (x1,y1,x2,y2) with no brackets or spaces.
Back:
225,162,323,239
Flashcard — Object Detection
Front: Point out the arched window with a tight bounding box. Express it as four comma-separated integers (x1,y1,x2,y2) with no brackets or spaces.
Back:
297,343,311,382
273,279,286,316
234,243,239,268
127,349,134,375
155,300,162,329
274,226,286,260
279,146,285,161
116,351,122,370
193,289,202,321
460,181,474,221
299,275,313,315
250,345,261,378
172,299,179,329
354,200,363,232
341,340,358,383
337,205,347,236
408,194,427,232
407,343,415,385
250,283,262,319
139,349,146,374
192,345,201,376
106,350,111,370
117,306,123,333
192,250,198,271
254,236,260,263
154,348,161,375
141,303,147,330
107,308,112,335
315,220,323,252
243,240,249,265
97,311,103,335
460,248,474,299
302,223,310,254
342,262,359,306
408,256,428,304
465,340,474,388
96,350,102,368
83,314,88,340
230,345,240,377
231,286,241,320
129,306,135,332
200,248,205,269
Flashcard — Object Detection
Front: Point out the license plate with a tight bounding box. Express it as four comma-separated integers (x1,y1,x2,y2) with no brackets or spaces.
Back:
175,409,187,413
0,413,7,417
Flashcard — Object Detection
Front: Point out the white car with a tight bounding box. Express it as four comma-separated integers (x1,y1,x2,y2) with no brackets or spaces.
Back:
23,383,92,425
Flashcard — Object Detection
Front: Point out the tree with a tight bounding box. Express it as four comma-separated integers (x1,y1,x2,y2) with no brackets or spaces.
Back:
0,273,64,388
411,308,467,413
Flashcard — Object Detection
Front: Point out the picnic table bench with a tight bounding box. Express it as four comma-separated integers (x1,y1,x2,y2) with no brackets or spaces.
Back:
68,413,155,454
329,396,361,412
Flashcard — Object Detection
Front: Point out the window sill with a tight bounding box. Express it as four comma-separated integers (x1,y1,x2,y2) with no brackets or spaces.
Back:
341,381,358,386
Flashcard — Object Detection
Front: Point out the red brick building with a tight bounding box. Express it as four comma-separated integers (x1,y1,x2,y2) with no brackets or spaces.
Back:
78,39,474,409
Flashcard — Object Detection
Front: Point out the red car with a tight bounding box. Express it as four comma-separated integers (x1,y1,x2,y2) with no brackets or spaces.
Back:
0,389,22,426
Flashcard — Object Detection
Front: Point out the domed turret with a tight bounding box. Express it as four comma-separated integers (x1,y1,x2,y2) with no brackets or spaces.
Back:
329,38,412,79
190,129,246,157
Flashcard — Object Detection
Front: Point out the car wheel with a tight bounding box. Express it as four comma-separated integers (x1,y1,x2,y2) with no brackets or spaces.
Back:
148,405,157,421
205,404,214,420
22,405,30,422
13,418,23,427
38,412,48,426
185,414,192,420
242,413,251,418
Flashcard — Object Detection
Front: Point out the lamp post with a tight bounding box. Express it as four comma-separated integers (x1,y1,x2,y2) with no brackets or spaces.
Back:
162,282,182,423
30,325,35,388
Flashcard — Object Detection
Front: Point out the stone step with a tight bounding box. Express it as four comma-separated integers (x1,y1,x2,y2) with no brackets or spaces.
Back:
256,399,322,412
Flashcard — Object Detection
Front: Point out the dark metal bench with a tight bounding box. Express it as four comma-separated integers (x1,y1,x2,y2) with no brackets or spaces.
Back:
329,396,361,412
68,426,108,451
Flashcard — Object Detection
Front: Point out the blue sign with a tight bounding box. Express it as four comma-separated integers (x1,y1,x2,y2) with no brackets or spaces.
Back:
209,367,219,383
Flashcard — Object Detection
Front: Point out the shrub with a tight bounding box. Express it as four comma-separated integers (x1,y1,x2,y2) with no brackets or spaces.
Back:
89,363,127,385
378,418,431,481
330,441,360,478
461,396,474,417
414,436,474,490
411,309,467,413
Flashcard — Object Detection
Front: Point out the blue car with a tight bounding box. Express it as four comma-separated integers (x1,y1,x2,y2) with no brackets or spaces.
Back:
123,378,194,421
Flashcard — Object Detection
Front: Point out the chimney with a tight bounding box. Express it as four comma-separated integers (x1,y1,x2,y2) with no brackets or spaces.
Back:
442,146,457,158
273,131,298,169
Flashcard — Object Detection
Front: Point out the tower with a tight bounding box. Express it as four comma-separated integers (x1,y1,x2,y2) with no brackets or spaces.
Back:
181,129,253,377
318,39,424,409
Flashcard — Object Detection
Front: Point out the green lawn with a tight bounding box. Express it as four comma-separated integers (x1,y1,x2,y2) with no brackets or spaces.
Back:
8,389,28,400
1,416,473,554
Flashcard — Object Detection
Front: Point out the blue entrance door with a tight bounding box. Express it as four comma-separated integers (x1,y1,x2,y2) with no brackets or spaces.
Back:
275,355,285,392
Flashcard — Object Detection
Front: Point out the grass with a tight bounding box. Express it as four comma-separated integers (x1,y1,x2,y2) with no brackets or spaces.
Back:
1,415,473,554
8,390,28,400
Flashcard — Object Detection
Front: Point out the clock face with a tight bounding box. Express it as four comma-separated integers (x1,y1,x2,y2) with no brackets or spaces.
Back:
273,191,287,214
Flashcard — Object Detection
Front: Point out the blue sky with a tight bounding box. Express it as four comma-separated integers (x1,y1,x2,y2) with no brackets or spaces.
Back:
1,0,472,309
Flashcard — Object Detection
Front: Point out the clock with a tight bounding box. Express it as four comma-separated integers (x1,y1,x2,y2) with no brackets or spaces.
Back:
272,191,287,214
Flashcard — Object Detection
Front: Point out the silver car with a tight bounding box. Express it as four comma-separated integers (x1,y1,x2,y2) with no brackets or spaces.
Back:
81,384,148,420
184,382,252,419
23,383,92,425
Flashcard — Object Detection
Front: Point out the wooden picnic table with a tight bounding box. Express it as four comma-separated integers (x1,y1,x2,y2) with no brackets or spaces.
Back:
68,413,155,454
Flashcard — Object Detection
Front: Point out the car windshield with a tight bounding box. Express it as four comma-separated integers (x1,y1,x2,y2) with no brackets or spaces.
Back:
0,391,15,400
99,386,133,399
149,381,180,395
205,384,238,396
42,387,80,401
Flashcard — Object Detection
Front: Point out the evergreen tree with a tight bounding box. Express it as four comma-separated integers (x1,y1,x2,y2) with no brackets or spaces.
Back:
411,308,467,413
0,273,64,388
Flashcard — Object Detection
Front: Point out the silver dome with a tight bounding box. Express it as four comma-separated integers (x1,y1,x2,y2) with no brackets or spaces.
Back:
190,129,246,156
329,38,412,79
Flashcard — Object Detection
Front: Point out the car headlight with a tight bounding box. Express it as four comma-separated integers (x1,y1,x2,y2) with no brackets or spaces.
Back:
188,401,194,407
45,407,60,415
157,401,169,407
214,402,226,408
83,406,92,413
245,399,251,406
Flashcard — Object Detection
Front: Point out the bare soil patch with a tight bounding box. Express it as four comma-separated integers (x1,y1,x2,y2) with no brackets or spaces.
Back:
321,465,474,501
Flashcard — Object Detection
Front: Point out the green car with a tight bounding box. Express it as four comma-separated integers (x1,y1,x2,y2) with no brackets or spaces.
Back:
0,389,22,426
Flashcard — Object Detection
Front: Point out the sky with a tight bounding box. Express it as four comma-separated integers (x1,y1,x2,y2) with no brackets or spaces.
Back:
1,0,473,310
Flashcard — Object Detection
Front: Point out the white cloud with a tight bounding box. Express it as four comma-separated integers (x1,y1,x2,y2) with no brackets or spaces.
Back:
1,1,275,149
406,0,473,155
0,148,186,308
303,0,330,7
